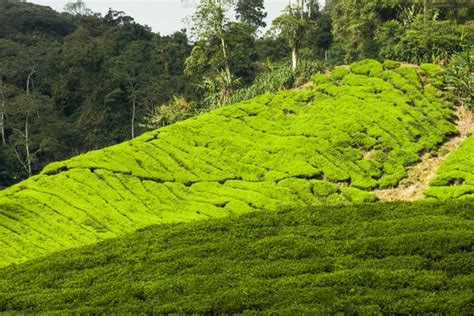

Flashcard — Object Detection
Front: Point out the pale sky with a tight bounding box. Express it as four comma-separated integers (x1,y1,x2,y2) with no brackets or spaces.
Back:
29,0,324,35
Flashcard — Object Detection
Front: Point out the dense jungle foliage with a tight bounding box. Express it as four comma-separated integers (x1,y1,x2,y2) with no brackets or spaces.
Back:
0,200,472,314
0,0,472,188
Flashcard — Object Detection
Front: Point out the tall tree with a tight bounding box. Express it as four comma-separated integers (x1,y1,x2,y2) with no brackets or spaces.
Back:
190,0,232,78
235,0,267,28
64,0,92,16
273,1,316,70
108,41,151,139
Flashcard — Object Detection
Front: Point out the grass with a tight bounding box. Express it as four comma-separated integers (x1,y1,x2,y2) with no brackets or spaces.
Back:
426,135,474,199
0,59,457,267
0,200,472,314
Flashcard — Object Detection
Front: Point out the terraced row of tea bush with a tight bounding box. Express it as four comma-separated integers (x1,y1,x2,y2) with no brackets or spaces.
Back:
0,60,456,267
0,200,472,314
426,135,474,200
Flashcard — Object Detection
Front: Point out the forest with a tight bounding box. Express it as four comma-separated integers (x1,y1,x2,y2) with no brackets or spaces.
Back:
0,0,472,188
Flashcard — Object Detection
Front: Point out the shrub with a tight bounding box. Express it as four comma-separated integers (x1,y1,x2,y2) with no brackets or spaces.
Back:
444,51,473,110
330,65,350,80
143,97,193,129
228,60,324,105
420,63,445,87
383,59,401,70
350,59,383,77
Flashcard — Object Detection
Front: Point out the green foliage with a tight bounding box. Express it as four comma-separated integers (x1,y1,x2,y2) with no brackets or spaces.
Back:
0,60,457,267
235,0,267,28
444,50,473,109
383,59,401,70
0,2,191,187
330,65,350,80
228,60,323,104
376,17,467,64
328,1,473,64
0,1,75,39
0,200,472,314
426,135,474,199
185,0,264,108
420,63,445,87
350,59,383,77
144,97,193,128
271,1,324,70
341,186,378,203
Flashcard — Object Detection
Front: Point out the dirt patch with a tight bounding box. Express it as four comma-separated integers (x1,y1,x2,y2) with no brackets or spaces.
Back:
374,106,474,201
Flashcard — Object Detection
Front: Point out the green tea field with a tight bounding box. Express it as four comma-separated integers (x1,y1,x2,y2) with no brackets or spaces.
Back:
0,60,458,267
1,1,473,313
0,200,472,314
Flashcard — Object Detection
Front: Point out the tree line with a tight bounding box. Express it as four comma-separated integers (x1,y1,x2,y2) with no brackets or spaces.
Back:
0,0,472,187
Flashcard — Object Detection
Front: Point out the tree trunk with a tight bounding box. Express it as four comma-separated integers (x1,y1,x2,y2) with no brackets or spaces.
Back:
215,0,230,77
24,69,34,175
300,0,305,19
0,103,5,146
25,112,32,176
220,36,231,77
131,95,136,139
291,46,297,71
26,68,35,95
422,0,428,24
0,78,5,146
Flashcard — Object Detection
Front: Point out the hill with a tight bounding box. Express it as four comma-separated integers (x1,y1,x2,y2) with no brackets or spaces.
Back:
426,134,474,199
0,59,457,267
0,200,472,314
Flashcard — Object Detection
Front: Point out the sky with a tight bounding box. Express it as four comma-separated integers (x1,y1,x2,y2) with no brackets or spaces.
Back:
30,0,324,35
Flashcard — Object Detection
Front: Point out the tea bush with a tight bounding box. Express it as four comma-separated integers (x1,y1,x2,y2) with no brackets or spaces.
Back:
0,200,472,314
426,135,474,200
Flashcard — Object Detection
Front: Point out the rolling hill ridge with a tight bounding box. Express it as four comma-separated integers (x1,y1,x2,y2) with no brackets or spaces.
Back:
0,59,460,267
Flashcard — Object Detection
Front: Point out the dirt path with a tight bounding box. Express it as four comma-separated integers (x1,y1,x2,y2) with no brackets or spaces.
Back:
374,106,474,201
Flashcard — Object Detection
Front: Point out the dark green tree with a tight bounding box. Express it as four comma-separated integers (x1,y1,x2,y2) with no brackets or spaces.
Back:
235,0,267,28
272,1,316,71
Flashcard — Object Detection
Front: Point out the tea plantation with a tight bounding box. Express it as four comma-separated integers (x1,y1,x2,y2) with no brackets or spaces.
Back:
426,135,474,200
0,200,472,314
0,60,457,267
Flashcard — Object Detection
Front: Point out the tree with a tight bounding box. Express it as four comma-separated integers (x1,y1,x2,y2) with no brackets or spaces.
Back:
9,95,37,177
190,0,232,78
0,0,75,39
108,41,151,139
235,0,267,28
64,0,92,16
0,39,19,146
272,1,316,71
376,16,465,64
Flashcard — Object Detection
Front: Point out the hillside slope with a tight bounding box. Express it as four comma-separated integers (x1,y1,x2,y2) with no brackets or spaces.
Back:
375,106,474,201
0,200,472,314
0,60,456,267
426,134,474,199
